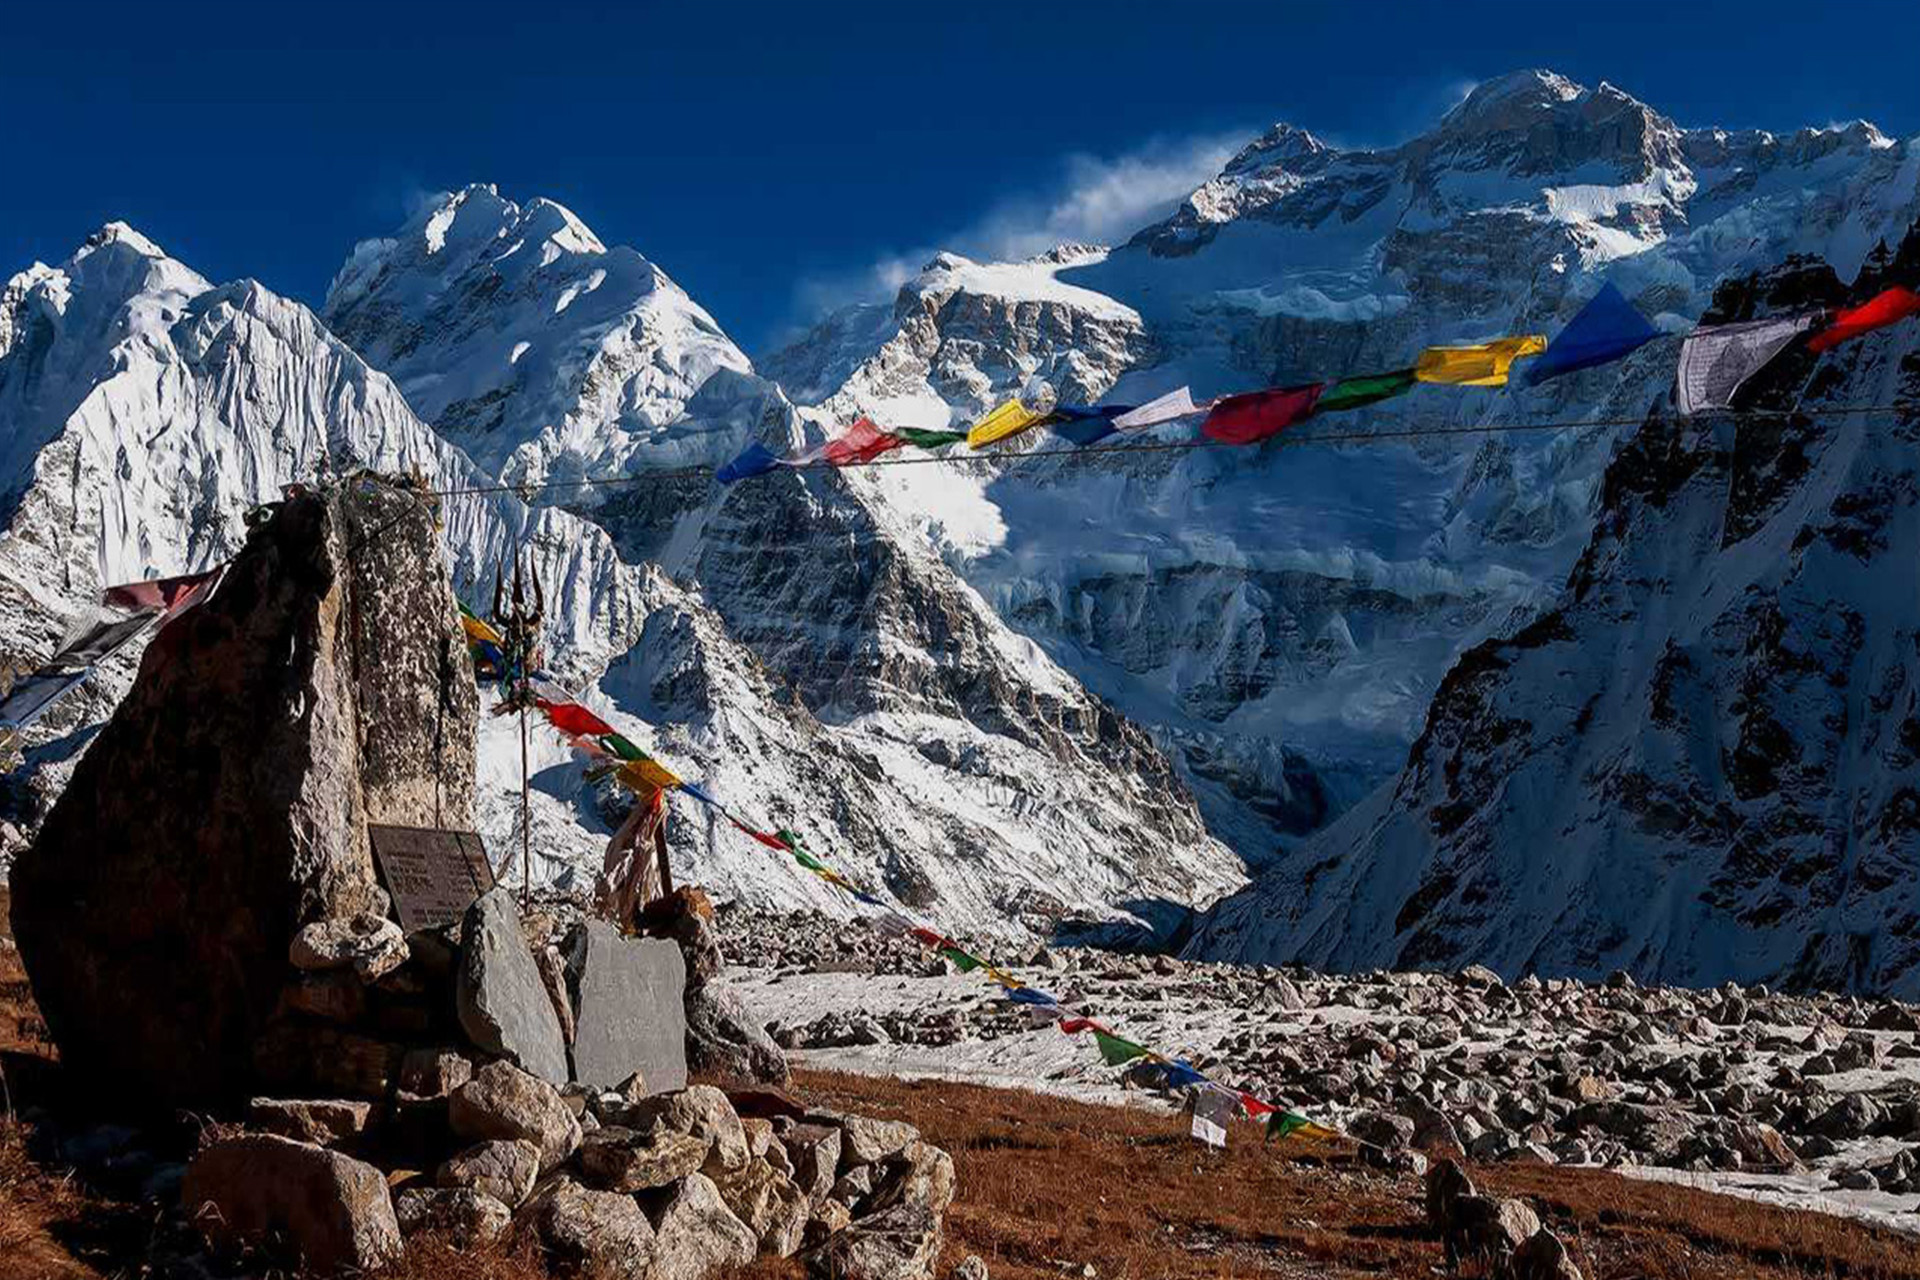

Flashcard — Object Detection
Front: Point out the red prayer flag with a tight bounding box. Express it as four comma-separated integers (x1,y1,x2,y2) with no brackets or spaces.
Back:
1058,1017,1109,1036
909,926,950,949
101,567,223,615
1239,1092,1277,1117
1808,287,1920,353
823,418,905,466
538,699,616,739
1200,384,1324,445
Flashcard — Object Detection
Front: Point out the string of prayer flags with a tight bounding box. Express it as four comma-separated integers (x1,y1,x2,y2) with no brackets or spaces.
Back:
893,427,970,450
507,688,1343,1153
717,443,784,485
1675,313,1815,415
1112,386,1202,430
1523,283,1661,385
1201,384,1324,445
967,398,1049,448
1807,286,1920,353
1316,368,1417,414
1414,335,1547,386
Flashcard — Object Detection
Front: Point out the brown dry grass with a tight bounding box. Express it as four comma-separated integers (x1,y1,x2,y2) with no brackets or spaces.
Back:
0,940,1913,1278
784,1066,1920,1280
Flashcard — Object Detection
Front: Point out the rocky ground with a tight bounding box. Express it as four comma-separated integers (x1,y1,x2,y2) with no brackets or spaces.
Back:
718,907,1920,1235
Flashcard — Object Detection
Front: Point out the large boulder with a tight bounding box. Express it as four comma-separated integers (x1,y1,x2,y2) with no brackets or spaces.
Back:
643,1171,757,1280
182,1133,402,1275
569,919,689,1092
805,1204,943,1280
519,1176,657,1277
10,486,477,1105
458,887,570,1085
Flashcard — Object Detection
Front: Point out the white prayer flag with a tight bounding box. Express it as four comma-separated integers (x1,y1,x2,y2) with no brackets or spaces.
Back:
1112,387,1201,430
1675,314,1814,416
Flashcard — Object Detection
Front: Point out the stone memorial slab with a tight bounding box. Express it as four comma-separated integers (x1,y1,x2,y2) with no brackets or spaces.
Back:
571,920,688,1093
371,825,494,933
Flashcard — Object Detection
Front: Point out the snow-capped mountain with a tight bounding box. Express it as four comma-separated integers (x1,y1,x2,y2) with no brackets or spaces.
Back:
323,184,754,490
766,70,1920,871
1187,239,1920,996
0,216,1241,938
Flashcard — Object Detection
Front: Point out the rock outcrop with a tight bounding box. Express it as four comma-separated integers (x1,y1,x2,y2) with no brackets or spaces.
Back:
10,482,477,1105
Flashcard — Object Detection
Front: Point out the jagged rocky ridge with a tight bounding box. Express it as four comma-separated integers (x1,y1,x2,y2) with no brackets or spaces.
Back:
1188,232,1920,995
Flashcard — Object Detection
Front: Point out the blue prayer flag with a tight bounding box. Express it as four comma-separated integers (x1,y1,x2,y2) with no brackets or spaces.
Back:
1046,405,1134,448
1163,1062,1207,1088
1525,283,1660,385
717,443,783,485
1007,986,1058,1007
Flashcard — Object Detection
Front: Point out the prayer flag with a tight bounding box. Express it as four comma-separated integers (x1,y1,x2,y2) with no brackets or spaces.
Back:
939,947,983,973
1238,1092,1276,1118
1807,287,1920,353
1675,313,1815,415
1316,368,1416,413
600,732,646,762
821,418,905,466
967,399,1047,449
1191,1086,1238,1148
1269,1112,1337,1141
1163,1062,1208,1088
1094,1031,1149,1066
101,567,224,615
679,780,721,809
1007,986,1057,1007
0,669,90,731
717,443,784,485
894,427,970,450
909,927,949,949
539,700,616,739
1201,384,1323,445
1044,405,1132,448
1524,283,1660,385
459,609,505,648
1414,335,1547,386
1111,387,1200,430
1058,1017,1107,1036
617,757,682,792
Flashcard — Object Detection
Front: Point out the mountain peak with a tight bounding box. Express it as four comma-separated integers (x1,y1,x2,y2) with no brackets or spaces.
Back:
76,221,167,262
1223,123,1329,177
1444,69,1586,125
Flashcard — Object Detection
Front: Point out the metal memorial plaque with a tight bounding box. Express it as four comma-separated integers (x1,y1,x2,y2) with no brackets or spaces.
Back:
369,825,495,933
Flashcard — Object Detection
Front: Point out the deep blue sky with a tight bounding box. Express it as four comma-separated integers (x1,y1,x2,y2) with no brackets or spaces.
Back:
6,1,1918,354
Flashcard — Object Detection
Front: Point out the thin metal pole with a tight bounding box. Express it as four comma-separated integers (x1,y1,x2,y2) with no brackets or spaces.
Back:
518,695,531,912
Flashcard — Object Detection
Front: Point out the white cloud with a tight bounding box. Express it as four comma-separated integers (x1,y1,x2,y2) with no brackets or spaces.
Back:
783,128,1247,331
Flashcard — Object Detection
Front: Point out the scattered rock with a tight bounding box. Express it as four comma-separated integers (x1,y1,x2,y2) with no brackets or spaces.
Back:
838,1113,920,1167
645,1171,758,1280
806,1203,943,1280
400,1047,474,1098
395,1186,511,1247
291,913,409,980
246,1097,374,1146
579,1128,710,1192
436,1138,541,1208
520,1176,656,1277
183,1134,402,1275
449,1060,583,1170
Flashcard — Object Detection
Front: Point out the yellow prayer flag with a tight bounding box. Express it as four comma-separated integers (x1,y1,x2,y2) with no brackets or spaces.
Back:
461,613,504,646
1413,335,1547,387
966,400,1045,448
617,757,683,793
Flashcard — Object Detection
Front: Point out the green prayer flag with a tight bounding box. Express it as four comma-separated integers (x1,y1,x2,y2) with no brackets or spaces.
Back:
894,428,969,450
1270,1113,1310,1139
939,947,983,973
1093,1030,1148,1066
1316,368,1417,414
792,849,825,872
600,733,645,762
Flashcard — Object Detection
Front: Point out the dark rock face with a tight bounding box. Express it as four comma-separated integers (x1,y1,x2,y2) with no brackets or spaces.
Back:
10,484,477,1105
